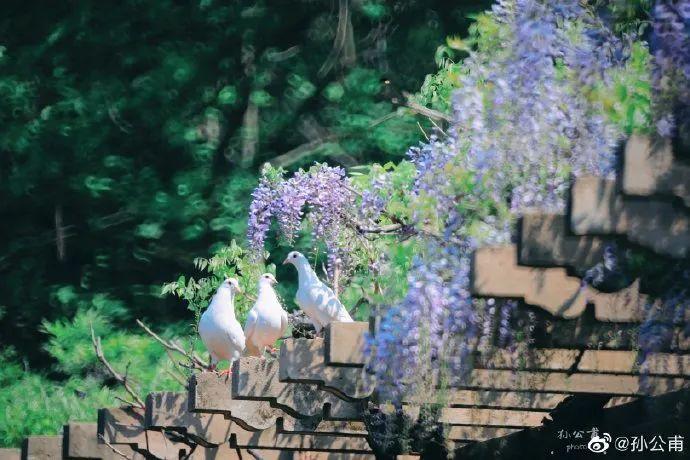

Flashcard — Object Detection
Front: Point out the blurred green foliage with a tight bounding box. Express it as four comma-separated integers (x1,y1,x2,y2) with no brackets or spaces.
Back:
0,0,655,447
0,0,493,446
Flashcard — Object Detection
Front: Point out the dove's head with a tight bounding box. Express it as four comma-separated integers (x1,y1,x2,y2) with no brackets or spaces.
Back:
258,273,278,287
221,277,242,294
283,251,307,267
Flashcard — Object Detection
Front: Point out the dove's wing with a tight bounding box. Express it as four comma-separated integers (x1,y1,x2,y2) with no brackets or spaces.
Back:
311,281,353,324
244,308,258,344
280,309,288,336
226,318,246,361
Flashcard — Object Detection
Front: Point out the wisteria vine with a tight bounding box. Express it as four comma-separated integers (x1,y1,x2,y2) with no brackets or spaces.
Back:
244,0,686,403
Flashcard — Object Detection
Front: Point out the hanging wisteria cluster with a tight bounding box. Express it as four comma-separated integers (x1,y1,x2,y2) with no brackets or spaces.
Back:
367,0,627,401
247,163,359,276
651,0,690,139
243,0,684,403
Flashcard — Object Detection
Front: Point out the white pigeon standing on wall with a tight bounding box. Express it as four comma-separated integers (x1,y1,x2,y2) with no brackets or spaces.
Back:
283,251,353,333
198,277,246,374
244,273,288,357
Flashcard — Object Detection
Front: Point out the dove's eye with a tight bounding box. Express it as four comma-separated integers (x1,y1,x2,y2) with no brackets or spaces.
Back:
292,254,297,258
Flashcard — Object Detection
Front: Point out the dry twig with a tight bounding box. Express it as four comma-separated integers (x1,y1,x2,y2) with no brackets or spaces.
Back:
98,434,133,460
136,319,209,371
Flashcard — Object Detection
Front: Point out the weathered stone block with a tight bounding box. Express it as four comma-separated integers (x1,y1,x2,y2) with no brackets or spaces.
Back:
471,245,647,321
622,134,690,208
229,419,372,453
325,322,369,366
446,426,520,442
21,436,62,460
570,176,690,258
439,407,547,427
279,338,375,400
458,369,687,396
189,372,282,429
476,348,690,377
404,390,568,410
64,422,140,459
0,448,20,460
518,212,605,275
233,357,362,420
145,392,233,446
98,406,190,458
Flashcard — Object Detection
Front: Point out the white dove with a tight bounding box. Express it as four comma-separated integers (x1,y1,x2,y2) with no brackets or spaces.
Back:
244,273,288,357
283,251,353,333
198,277,245,375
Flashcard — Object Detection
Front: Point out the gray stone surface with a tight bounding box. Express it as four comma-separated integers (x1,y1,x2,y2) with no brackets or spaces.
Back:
472,245,647,321
21,436,62,460
0,449,20,460
518,212,606,275
325,322,369,366
145,392,233,447
189,372,282,430
622,134,690,208
234,357,362,420
570,176,690,258
279,338,375,400
64,422,141,459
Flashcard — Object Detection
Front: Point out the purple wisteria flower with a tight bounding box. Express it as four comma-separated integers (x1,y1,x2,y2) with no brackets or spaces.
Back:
367,0,626,401
246,164,355,258
651,0,690,139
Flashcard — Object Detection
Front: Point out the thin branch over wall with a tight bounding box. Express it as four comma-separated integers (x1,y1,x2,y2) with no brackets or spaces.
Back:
98,434,133,460
90,325,145,408
136,319,210,371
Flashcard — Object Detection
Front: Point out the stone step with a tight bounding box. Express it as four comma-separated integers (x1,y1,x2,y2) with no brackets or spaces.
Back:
570,176,690,259
622,135,690,208
404,390,568,410
475,348,690,377
189,373,283,429
229,419,372,453
439,407,548,428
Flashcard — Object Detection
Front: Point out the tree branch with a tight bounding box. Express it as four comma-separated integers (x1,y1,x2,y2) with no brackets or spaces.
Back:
98,434,133,460
136,319,209,371
402,91,453,122
90,325,145,408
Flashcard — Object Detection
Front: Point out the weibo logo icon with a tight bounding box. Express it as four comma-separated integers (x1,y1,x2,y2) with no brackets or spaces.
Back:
588,432,612,454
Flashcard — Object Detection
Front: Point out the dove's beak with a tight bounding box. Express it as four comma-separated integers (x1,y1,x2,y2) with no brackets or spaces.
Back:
282,257,289,265
236,286,243,294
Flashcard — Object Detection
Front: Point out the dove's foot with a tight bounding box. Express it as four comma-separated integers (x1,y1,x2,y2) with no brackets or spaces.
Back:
216,369,231,377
